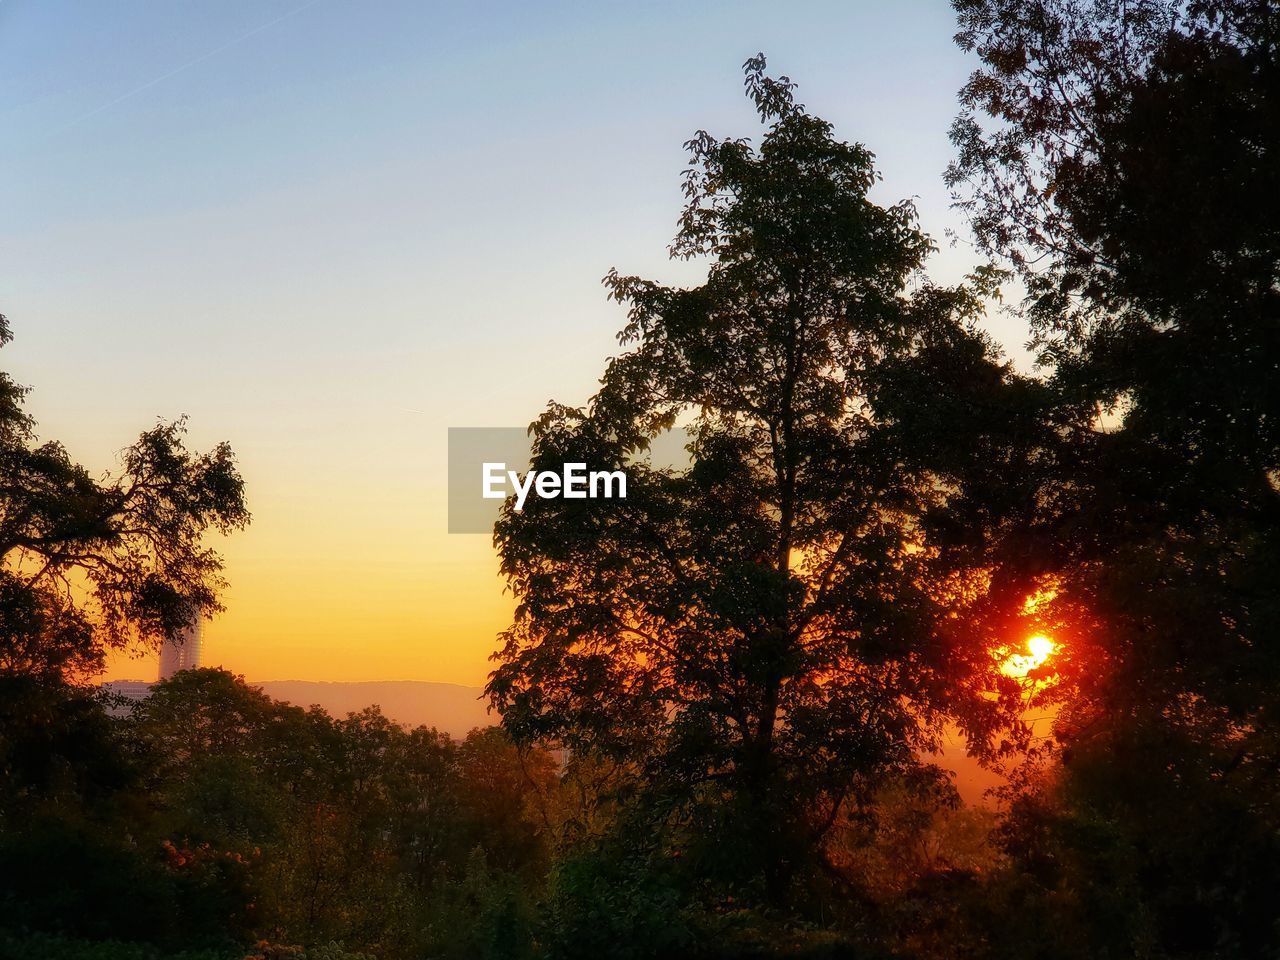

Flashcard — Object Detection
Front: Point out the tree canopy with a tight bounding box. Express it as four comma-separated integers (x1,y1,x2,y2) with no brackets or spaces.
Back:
0,314,249,684
488,56,1040,901
946,3,1280,953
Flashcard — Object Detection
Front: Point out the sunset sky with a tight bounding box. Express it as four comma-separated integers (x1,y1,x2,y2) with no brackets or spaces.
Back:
1,0,1029,685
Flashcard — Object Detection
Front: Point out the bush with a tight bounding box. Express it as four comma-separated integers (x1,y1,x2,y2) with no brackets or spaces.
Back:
538,845,694,960
0,930,234,960
0,821,252,951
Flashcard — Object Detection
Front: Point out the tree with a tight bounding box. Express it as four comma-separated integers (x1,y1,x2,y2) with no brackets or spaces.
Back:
488,57,1031,903
947,0,1280,771
0,314,249,685
0,314,249,838
946,4,1280,953
949,0,1279,473
0,311,251,947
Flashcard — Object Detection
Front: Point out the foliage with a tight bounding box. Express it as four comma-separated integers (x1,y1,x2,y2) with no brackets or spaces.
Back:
947,0,1280,714
489,55,1030,908
537,824,695,960
0,668,559,959
0,930,235,960
945,1,1280,955
0,314,558,959
0,314,248,684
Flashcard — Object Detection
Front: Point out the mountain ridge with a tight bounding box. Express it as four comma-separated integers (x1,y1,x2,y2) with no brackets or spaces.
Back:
255,679,493,737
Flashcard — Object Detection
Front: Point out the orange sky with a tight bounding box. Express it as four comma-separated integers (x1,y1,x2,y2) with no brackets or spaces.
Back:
104,505,515,684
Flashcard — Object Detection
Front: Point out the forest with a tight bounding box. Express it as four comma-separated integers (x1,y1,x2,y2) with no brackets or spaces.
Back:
2,1,1279,958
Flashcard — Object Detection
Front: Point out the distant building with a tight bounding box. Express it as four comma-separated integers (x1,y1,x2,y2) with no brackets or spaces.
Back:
101,622,205,709
158,620,203,680
100,678,153,715
104,679,153,700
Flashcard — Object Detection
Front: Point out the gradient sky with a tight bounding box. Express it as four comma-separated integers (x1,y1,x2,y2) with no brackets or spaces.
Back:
0,0,1030,685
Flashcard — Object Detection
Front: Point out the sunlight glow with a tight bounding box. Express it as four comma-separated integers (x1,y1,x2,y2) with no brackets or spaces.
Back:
1002,634,1056,678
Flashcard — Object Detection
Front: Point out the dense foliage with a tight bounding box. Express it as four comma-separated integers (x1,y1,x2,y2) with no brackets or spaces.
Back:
489,56,1035,910
946,2,1280,954
0,669,556,960
5,0,1280,954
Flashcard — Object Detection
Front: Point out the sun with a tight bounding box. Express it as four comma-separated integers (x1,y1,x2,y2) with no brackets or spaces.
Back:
1002,634,1057,678
1027,634,1054,660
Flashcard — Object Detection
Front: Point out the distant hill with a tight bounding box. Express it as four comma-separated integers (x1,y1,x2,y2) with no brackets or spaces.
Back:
256,680,493,737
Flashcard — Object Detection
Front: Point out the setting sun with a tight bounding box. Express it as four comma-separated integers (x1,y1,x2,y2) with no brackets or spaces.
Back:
1002,634,1057,678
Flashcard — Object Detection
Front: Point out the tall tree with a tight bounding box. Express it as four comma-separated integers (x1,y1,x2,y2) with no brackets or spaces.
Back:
950,0,1279,477
947,4,1280,953
947,0,1280,748
489,57,1031,901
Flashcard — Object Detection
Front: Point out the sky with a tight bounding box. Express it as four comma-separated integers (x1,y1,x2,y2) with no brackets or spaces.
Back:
0,0,1031,685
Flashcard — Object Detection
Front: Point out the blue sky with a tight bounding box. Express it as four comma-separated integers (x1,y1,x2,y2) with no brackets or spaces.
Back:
2,1,1012,435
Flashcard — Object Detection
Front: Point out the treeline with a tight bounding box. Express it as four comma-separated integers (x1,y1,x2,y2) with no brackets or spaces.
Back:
6,659,1280,960
0,667,1014,960
1,669,555,959
4,0,1280,957
0,668,997,960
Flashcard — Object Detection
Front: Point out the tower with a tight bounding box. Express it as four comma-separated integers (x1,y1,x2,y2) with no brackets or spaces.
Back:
158,620,203,680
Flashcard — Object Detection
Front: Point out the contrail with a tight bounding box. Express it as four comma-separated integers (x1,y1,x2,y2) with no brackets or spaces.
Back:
58,0,325,132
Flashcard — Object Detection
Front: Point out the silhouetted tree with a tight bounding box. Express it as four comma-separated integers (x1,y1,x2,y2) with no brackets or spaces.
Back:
489,57,1030,906
946,3,1280,955
0,315,249,685
0,313,249,845
948,0,1280,780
